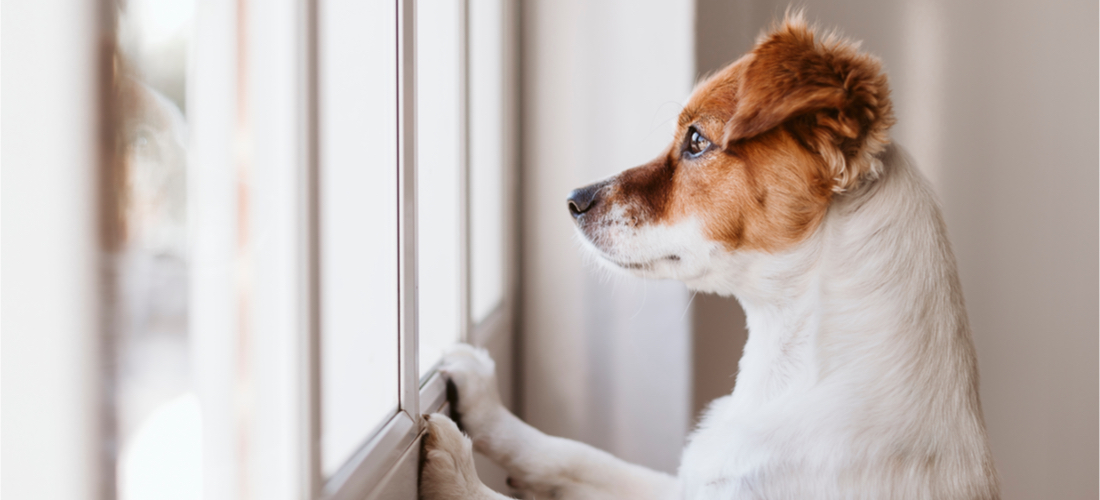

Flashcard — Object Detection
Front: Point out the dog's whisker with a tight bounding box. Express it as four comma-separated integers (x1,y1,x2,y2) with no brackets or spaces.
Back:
679,290,699,323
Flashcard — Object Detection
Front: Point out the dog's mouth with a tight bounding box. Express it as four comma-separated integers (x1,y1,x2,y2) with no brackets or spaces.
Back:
609,254,680,271
566,182,687,275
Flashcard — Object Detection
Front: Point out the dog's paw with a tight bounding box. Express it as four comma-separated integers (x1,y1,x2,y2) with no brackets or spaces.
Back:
439,344,503,436
420,413,485,500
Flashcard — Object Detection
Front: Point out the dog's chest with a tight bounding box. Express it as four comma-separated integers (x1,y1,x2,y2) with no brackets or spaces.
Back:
678,396,769,499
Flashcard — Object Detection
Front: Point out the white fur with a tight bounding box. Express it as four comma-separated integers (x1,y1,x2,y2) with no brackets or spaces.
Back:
420,414,504,500
421,145,999,499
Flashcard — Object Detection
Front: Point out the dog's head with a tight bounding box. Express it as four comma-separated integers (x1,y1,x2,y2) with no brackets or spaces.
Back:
568,15,894,288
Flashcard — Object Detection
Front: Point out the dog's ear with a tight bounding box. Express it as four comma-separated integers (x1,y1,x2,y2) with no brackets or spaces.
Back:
724,14,894,191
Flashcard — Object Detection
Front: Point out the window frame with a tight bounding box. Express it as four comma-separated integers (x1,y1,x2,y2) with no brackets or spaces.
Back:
313,0,425,495
309,0,520,498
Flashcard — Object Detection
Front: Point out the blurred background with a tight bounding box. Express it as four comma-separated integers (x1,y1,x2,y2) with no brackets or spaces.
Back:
3,0,1097,499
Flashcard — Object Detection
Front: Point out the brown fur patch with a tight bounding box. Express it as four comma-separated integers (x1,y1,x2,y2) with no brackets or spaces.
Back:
614,156,676,221
678,128,834,251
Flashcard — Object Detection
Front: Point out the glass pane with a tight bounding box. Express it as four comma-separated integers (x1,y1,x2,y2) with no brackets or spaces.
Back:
319,0,398,476
469,0,505,323
417,0,463,375
112,1,200,498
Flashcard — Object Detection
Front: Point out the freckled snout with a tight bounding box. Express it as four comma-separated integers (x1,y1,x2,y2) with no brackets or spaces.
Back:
567,180,610,219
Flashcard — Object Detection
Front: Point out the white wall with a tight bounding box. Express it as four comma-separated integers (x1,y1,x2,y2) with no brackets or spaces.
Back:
520,0,696,473
1,1,104,498
694,1,1099,497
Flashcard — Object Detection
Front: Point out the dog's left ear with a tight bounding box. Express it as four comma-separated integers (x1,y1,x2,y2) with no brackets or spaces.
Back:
724,15,894,191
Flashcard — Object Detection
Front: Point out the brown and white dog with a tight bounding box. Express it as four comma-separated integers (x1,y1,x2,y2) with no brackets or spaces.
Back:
420,14,999,500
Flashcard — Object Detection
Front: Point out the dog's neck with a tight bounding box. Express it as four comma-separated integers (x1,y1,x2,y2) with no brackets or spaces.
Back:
702,145,980,415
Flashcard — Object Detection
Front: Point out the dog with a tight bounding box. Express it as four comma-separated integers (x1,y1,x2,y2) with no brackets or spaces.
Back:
420,13,999,500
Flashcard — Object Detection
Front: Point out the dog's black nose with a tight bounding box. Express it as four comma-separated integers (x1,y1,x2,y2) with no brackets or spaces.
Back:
567,182,606,218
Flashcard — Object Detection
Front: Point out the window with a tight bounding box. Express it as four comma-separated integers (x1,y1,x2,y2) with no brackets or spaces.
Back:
101,0,516,499
317,0,400,476
3,0,515,496
416,0,464,378
110,2,198,499
321,0,517,496
469,0,508,325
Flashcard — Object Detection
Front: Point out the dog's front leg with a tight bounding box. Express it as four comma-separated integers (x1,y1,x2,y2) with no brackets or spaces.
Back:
438,344,679,500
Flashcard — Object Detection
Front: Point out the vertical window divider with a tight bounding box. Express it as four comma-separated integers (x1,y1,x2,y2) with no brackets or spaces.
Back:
302,0,323,496
397,0,421,421
459,0,473,344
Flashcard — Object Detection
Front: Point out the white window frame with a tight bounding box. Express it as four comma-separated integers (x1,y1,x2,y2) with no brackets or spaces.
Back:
305,0,520,498
314,0,427,495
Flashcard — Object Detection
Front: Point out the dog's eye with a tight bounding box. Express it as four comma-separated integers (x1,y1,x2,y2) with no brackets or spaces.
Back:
686,128,711,157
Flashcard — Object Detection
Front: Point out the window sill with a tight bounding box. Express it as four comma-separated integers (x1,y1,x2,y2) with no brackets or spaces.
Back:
325,371,448,500
326,303,512,500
